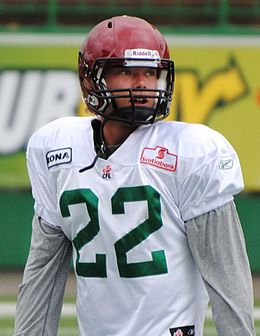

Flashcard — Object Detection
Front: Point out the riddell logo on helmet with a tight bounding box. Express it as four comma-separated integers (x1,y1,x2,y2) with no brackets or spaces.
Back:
125,49,160,59
140,146,177,172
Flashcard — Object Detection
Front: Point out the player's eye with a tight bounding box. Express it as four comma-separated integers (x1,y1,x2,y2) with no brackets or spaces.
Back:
145,69,157,77
120,69,131,76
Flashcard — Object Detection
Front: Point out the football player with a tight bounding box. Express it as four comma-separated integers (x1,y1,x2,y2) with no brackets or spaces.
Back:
15,16,255,336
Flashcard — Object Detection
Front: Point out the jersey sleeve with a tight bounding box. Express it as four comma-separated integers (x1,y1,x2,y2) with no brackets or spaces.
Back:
178,126,244,222
26,128,60,226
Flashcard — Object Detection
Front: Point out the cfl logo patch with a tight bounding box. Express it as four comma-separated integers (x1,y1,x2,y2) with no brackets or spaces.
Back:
102,164,112,179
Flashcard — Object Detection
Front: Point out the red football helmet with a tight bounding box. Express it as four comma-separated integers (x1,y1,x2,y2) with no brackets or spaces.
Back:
78,15,174,125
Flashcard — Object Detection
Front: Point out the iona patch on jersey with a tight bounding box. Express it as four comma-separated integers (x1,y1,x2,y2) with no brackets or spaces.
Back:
46,147,72,169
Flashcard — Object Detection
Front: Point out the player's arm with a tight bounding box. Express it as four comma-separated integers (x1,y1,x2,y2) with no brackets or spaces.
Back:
14,215,72,336
185,200,256,336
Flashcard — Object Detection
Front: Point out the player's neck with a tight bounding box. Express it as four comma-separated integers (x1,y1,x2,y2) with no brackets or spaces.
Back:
102,120,137,147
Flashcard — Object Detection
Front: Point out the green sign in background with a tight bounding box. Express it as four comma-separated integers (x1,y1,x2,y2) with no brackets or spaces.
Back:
0,37,260,271
0,45,78,188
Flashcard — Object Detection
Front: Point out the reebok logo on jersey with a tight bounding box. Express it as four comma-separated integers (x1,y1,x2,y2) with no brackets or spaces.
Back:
169,325,195,336
219,158,233,170
46,147,72,169
140,146,177,172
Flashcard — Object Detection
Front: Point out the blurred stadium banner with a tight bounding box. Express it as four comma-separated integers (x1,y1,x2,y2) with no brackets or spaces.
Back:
0,34,260,270
1,35,260,190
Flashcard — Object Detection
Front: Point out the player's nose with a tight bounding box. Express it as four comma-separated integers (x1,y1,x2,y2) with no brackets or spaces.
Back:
132,72,146,88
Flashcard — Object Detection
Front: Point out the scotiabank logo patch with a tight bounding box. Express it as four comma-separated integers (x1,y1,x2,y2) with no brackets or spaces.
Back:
140,146,177,172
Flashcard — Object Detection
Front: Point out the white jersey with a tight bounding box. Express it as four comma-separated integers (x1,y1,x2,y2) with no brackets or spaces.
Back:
27,116,243,336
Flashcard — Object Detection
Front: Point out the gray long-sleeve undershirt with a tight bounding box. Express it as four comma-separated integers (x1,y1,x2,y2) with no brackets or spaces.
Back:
14,216,72,336
186,200,255,335
14,201,256,335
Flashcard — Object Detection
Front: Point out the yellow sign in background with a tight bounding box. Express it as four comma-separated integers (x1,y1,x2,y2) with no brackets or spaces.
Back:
168,44,260,192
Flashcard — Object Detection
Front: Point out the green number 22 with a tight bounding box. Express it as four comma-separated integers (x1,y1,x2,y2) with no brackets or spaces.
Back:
60,185,168,278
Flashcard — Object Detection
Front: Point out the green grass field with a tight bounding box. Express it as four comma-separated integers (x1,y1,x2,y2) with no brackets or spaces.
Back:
0,152,29,189
0,297,259,335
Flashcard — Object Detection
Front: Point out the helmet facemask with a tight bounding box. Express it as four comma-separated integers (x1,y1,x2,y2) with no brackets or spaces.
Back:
79,53,174,126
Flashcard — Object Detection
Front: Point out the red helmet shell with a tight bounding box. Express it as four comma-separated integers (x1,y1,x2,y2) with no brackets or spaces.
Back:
80,16,170,68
